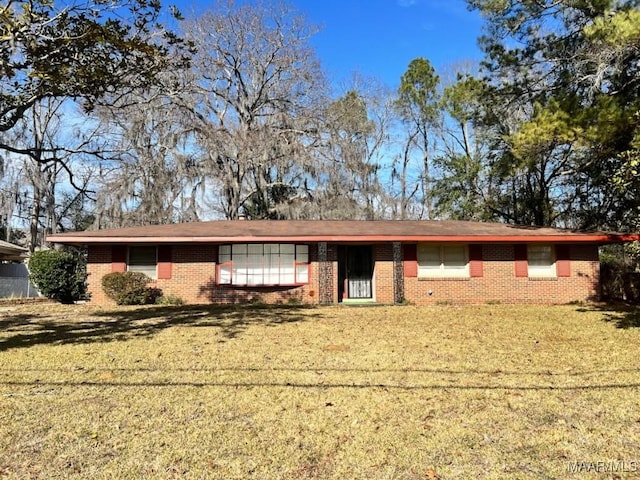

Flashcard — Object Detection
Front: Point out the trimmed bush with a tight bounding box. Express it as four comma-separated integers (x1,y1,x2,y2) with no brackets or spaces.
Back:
101,271,162,305
28,249,86,303
155,294,185,306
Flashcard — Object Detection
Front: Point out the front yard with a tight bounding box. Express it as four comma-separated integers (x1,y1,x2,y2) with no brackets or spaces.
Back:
1,303,640,479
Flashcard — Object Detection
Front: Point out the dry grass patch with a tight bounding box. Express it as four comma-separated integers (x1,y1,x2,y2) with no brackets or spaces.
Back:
1,303,640,479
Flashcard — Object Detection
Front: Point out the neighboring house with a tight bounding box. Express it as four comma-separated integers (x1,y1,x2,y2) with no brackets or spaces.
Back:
46,220,639,306
0,240,39,298
0,239,28,262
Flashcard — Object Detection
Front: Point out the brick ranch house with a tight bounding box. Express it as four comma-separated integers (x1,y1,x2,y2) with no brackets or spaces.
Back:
46,220,639,306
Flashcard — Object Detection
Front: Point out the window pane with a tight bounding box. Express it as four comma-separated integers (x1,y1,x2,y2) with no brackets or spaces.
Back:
232,244,247,256
128,264,157,278
528,245,552,266
223,243,310,285
247,270,263,285
247,245,263,285
233,265,247,285
281,271,295,284
265,250,280,284
296,264,309,283
219,264,232,284
418,245,441,268
232,244,248,278
280,244,295,255
280,244,295,284
528,245,555,277
128,247,157,279
219,245,231,263
247,253,263,268
129,246,156,265
443,245,466,269
281,244,295,283
296,245,309,263
418,244,470,278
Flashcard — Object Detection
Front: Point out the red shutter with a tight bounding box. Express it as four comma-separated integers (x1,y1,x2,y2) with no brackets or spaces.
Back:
514,244,528,278
556,245,571,277
157,245,172,279
469,244,484,277
403,244,418,277
111,245,127,272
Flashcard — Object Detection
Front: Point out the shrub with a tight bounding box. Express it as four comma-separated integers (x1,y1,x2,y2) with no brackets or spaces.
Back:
600,254,629,301
101,271,161,305
623,272,640,303
247,295,265,305
28,249,86,303
155,294,185,306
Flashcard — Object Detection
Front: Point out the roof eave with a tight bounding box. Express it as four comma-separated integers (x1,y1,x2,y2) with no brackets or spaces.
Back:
46,233,639,245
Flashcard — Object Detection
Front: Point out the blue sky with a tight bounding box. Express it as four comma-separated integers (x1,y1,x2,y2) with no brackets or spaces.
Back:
297,0,485,87
180,0,485,89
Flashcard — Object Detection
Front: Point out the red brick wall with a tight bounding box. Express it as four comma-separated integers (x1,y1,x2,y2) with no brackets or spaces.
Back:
87,244,321,306
86,245,113,305
374,244,395,303
86,242,601,306
403,244,600,305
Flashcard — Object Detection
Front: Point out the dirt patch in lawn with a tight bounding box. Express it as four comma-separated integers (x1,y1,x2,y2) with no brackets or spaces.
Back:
1,304,639,479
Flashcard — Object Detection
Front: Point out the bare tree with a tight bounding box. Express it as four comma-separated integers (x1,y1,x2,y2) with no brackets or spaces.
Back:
0,98,96,250
180,0,327,219
389,129,421,220
0,157,25,243
91,85,202,228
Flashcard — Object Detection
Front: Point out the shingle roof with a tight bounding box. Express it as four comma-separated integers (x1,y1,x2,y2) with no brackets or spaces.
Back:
45,220,638,244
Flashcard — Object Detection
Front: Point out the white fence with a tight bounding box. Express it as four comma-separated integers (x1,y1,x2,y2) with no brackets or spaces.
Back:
0,263,40,298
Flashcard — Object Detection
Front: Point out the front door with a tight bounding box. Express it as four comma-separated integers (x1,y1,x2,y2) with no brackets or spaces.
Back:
346,246,373,299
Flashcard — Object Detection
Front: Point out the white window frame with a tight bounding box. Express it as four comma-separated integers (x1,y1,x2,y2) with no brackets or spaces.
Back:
217,244,310,286
527,244,556,278
127,246,158,279
417,244,469,278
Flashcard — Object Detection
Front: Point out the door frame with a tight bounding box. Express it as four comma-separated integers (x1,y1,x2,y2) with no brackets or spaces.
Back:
338,245,374,301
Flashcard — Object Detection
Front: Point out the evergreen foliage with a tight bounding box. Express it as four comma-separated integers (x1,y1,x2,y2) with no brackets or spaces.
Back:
28,249,86,303
101,272,161,305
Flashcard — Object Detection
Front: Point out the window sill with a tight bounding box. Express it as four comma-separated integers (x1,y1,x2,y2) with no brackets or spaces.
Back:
527,277,558,281
216,283,308,288
418,277,470,281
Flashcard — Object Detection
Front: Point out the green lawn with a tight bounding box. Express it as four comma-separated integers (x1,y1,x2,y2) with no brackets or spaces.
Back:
1,302,640,479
